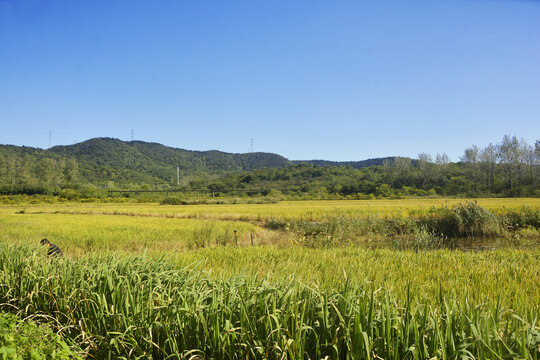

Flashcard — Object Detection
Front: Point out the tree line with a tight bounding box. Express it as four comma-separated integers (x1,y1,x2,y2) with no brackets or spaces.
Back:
461,135,538,194
205,135,539,198
0,135,538,198
0,155,78,192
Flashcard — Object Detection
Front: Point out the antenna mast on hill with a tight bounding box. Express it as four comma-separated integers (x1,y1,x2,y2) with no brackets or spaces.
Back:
250,138,254,153
48,130,52,148
131,129,134,141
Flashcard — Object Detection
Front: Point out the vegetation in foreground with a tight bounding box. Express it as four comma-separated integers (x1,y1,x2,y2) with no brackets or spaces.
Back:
0,245,538,359
0,312,81,359
0,199,538,359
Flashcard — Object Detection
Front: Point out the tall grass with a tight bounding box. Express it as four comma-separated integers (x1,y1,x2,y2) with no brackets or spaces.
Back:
0,213,258,254
419,202,503,238
0,245,538,359
173,247,539,313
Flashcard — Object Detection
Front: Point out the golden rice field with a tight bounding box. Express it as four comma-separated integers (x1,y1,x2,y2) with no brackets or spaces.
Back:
0,212,259,255
3,197,539,222
0,198,538,255
0,197,538,307
0,198,538,358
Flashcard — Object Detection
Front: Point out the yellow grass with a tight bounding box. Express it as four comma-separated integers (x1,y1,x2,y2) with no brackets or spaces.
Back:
1,197,538,222
0,212,258,256
1,198,537,255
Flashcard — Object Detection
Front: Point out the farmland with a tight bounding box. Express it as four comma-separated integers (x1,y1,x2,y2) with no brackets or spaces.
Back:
0,198,539,359
3,197,539,222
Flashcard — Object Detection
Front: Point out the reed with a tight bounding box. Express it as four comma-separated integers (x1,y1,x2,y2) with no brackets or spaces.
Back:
0,245,538,359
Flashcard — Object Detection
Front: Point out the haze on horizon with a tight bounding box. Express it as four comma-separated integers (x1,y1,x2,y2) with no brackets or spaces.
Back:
0,0,539,162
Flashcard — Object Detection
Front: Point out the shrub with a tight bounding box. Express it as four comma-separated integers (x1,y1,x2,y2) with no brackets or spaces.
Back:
59,188,79,200
289,215,363,247
499,205,540,231
420,201,502,238
0,312,81,359
192,222,215,248
265,219,289,231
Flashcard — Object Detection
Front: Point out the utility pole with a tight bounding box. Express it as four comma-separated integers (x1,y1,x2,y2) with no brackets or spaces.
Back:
177,166,180,186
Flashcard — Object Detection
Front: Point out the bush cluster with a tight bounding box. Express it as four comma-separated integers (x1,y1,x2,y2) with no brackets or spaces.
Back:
0,312,81,359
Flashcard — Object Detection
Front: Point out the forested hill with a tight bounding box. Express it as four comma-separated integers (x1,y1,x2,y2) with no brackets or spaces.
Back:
1,136,538,196
0,137,394,186
48,138,291,182
296,157,410,169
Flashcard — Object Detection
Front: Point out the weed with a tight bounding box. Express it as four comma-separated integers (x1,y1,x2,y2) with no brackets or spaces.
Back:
0,312,81,359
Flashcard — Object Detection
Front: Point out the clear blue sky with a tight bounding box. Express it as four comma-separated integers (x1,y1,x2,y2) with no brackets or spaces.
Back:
1,0,539,161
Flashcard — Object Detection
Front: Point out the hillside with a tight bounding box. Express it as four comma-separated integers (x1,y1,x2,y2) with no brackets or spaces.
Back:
296,157,406,169
1,136,537,197
1,137,393,187
47,138,291,184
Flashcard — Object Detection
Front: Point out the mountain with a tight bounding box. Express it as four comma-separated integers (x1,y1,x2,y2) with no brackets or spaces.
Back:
48,138,291,183
1,137,399,187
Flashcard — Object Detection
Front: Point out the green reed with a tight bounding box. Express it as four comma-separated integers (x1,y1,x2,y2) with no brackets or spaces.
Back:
0,244,537,359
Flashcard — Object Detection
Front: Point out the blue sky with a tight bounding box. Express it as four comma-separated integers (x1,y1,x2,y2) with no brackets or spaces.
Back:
0,0,538,161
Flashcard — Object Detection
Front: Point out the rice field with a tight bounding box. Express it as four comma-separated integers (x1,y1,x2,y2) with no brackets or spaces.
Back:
1,198,538,253
3,197,539,222
0,198,538,359
0,212,259,255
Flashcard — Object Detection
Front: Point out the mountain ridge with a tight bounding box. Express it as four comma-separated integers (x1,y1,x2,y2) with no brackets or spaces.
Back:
1,137,402,186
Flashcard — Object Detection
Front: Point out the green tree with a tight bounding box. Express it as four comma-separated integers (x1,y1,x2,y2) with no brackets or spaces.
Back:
461,146,480,193
497,135,521,191
63,158,79,183
35,158,60,186
480,144,497,193
417,152,434,188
